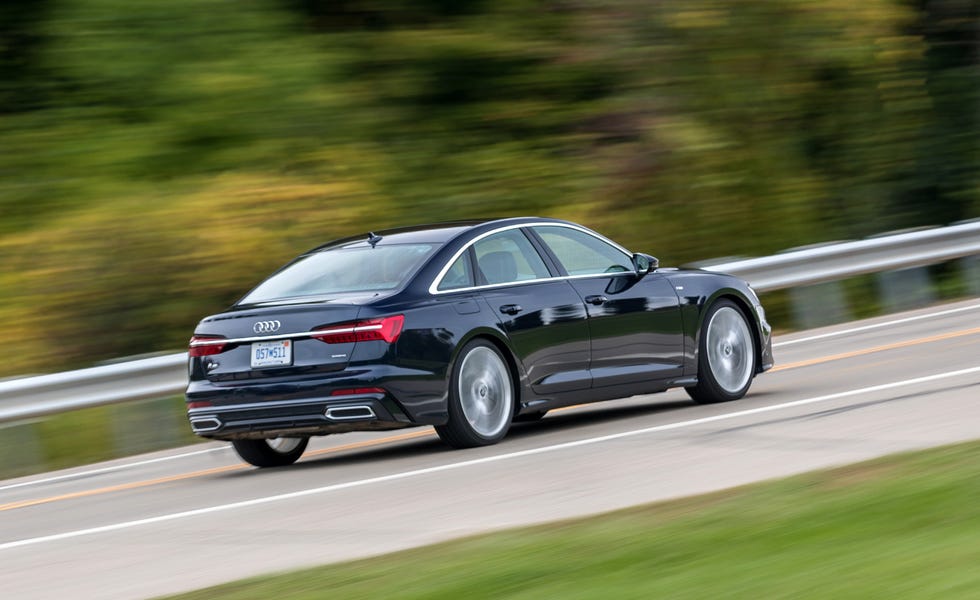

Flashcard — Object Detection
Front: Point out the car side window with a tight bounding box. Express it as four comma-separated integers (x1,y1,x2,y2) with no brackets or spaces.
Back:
534,226,633,276
473,230,551,285
437,252,474,291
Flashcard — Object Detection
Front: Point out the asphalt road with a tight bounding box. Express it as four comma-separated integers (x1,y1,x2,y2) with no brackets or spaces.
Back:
2,299,979,599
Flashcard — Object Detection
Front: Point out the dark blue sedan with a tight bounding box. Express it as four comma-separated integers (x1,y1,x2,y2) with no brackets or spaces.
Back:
186,217,773,467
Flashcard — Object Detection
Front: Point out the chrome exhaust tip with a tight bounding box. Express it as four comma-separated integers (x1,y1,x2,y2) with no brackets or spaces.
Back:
190,417,222,433
325,406,376,421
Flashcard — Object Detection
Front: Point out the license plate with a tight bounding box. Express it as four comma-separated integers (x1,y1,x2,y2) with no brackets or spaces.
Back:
251,340,292,368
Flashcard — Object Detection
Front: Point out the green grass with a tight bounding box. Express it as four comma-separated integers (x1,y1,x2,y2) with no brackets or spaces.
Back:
165,440,980,599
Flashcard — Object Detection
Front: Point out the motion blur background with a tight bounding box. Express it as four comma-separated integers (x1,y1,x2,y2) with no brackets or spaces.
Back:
1,0,977,378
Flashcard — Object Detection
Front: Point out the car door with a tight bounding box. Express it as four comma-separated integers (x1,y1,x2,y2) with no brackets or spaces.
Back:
529,224,684,387
467,228,593,394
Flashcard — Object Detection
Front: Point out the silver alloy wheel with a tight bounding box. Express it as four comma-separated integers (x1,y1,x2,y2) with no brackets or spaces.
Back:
458,346,512,438
266,437,303,454
705,306,754,394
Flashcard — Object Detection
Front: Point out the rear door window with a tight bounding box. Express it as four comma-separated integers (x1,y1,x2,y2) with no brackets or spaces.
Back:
437,252,475,291
472,229,551,285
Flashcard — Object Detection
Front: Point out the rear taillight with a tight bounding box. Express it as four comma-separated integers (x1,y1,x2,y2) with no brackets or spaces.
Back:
189,335,228,357
330,387,386,396
312,315,404,344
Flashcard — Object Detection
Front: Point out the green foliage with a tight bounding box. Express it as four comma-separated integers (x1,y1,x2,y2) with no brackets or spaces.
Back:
168,441,980,599
0,0,976,376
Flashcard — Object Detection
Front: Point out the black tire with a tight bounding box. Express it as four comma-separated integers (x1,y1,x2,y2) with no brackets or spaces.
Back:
686,299,756,404
513,410,548,423
232,437,309,467
436,339,515,449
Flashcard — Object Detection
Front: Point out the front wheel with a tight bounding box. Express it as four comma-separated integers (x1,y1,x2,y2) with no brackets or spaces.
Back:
436,340,515,449
686,299,756,404
232,436,309,467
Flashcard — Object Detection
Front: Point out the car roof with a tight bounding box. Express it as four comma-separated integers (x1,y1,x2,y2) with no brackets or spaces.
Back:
312,216,564,250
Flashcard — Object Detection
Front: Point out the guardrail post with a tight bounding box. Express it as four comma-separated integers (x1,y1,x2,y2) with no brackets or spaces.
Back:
789,281,851,329
0,421,44,479
875,267,936,313
109,396,185,456
962,256,980,296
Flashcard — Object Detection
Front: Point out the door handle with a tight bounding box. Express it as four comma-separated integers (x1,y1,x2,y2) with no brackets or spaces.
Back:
499,304,523,315
584,295,608,306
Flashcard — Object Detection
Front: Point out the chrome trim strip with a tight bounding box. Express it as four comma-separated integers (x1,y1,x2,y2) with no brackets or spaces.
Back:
428,223,533,295
190,331,318,347
186,394,382,414
428,222,635,295
431,271,636,295
565,271,635,281
190,323,386,348
308,326,355,336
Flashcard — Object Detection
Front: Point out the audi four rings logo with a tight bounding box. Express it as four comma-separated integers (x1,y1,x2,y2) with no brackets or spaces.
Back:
253,320,281,334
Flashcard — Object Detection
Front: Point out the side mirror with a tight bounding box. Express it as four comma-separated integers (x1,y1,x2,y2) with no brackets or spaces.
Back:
632,253,659,275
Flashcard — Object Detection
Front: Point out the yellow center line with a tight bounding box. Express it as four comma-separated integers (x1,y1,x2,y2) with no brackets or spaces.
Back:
3,326,978,512
0,429,434,513
0,464,243,512
769,326,980,373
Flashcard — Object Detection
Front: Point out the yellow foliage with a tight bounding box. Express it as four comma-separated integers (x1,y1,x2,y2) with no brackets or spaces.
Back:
0,173,388,375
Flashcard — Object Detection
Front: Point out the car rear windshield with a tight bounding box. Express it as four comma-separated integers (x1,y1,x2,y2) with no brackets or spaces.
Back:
239,243,438,304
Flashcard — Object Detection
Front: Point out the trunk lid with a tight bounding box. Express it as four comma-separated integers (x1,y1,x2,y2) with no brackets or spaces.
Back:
191,302,363,382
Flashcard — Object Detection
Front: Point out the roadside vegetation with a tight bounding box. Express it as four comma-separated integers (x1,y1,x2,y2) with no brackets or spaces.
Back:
165,440,980,599
1,0,977,377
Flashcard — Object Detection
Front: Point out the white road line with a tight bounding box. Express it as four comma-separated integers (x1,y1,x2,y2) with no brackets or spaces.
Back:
773,303,980,348
3,364,978,552
0,446,228,493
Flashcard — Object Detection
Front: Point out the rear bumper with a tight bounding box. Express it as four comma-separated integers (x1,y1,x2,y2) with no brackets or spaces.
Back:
185,361,450,439
187,392,414,440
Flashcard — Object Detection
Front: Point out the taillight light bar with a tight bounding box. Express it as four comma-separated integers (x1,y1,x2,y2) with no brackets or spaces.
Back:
330,387,386,397
189,335,228,357
312,315,405,344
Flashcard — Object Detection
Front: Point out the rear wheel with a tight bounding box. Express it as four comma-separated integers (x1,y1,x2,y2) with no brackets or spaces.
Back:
232,436,309,467
686,299,756,404
436,340,515,448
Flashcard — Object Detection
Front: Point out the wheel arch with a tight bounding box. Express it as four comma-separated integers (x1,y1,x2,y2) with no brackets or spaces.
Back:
701,290,765,374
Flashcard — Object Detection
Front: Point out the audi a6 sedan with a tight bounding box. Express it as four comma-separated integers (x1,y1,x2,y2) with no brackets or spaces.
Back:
186,217,773,467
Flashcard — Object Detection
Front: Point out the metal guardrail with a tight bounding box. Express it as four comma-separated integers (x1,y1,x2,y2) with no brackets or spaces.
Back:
706,221,980,292
0,354,187,424
2,221,979,424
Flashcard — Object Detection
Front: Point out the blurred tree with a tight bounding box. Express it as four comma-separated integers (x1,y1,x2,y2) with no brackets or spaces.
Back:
897,0,979,227
0,0,53,114
283,0,490,29
0,0,976,375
